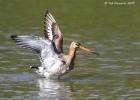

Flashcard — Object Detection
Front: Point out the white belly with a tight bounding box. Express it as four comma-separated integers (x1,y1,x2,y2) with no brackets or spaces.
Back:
38,57,68,79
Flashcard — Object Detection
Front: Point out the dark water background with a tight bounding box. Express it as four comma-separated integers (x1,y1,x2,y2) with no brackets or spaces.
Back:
0,0,140,99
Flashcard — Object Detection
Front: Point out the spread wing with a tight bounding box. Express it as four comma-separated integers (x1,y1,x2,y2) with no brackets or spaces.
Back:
11,35,57,61
44,10,63,53
11,35,48,53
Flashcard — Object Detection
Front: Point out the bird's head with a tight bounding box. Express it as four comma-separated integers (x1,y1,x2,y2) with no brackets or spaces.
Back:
70,41,99,55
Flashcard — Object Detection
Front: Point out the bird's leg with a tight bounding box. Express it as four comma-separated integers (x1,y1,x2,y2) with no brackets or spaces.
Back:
30,65,39,70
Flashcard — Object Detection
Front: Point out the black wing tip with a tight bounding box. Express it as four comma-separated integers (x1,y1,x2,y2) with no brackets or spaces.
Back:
11,35,18,40
45,9,49,16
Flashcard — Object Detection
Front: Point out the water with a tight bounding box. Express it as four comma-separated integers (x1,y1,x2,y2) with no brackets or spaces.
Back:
0,0,140,100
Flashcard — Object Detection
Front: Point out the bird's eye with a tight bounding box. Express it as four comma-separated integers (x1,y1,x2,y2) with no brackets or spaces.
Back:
76,42,80,46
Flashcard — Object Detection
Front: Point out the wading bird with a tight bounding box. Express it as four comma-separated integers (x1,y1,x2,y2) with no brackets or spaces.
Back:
11,10,99,79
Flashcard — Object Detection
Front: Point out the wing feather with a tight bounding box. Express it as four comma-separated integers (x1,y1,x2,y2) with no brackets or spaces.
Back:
44,10,63,53
11,35,46,53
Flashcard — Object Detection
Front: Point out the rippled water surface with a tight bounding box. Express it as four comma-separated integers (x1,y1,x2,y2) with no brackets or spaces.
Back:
0,0,140,100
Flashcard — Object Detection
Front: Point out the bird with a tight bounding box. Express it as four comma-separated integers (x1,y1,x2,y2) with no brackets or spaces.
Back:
11,10,99,79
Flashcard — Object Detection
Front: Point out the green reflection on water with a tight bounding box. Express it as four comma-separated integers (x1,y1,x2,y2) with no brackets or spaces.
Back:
0,0,140,99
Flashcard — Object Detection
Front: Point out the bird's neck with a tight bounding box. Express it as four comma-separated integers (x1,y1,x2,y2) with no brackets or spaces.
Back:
66,46,77,70
68,47,77,57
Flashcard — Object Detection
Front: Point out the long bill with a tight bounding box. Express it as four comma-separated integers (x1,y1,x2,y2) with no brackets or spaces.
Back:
79,45,99,55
